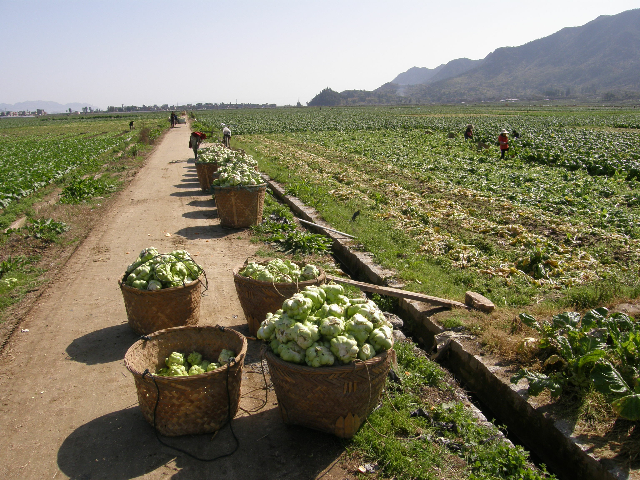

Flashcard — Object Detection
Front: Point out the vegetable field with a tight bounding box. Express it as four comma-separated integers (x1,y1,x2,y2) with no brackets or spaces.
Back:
0,113,169,317
0,114,167,210
195,106,640,309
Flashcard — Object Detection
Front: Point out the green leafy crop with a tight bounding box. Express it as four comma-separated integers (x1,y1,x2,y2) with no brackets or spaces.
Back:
512,308,640,420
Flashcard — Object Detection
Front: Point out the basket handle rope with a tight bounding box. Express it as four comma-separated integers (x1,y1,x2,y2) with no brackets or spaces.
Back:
141,359,239,462
183,251,209,296
234,345,269,414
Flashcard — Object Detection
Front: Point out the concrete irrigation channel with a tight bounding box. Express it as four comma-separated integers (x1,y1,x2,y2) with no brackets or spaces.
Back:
0,120,634,479
264,175,637,480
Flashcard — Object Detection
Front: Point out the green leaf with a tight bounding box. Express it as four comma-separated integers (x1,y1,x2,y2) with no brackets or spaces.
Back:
581,308,607,330
612,394,640,421
577,349,607,368
510,369,528,384
574,335,607,356
556,335,574,359
590,361,630,395
518,313,540,331
511,368,562,396
552,311,581,330
610,312,634,332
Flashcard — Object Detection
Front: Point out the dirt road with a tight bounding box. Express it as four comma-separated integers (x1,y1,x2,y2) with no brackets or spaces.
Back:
0,124,351,479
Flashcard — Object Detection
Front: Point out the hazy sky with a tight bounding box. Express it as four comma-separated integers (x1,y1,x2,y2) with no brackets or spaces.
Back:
1,0,638,108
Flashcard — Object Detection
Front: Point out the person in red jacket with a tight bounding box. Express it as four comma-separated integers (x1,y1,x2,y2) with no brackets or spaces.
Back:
189,131,206,160
498,129,509,159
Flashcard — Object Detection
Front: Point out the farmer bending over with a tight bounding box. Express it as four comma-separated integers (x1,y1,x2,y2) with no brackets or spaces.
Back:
189,131,206,160
464,124,473,140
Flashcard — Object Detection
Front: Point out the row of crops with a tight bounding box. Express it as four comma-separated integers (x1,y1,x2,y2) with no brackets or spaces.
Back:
195,106,640,474
194,105,640,134
196,107,640,180
194,106,640,308
3,106,640,309
0,114,167,209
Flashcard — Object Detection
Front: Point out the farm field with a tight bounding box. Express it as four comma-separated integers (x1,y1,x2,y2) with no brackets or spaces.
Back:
195,106,640,474
0,113,169,325
194,106,640,312
0,122,560,480
0,113,167,211
1,106,639,478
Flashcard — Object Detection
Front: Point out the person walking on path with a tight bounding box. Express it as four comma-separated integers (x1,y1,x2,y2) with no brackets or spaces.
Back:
498,129,509,159
170,112,176,128
222,124,231,148
189,131,206,160
464,124,473,141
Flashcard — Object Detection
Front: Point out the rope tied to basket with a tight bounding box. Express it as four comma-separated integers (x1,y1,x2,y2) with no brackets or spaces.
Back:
141,359,240,462
231,344,270,415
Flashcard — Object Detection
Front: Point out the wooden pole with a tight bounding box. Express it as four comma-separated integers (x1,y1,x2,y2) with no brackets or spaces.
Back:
326,275,468,309
297,219,355,238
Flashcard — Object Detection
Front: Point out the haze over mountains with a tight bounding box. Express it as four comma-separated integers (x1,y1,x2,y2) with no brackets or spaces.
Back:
391,59,484,87
309,8,640,105
0,101,98,114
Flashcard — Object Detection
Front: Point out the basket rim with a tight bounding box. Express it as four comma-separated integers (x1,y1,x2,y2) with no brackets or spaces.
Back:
233,261,325,286
264,347,388,375
124,325,247,379
211,183,267,191
119,273,203,293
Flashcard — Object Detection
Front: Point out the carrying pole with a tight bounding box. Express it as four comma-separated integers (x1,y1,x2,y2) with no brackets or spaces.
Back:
297,219,355,239
326,275,469,309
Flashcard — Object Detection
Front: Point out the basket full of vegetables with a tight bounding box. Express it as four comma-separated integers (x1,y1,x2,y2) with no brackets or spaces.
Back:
119,247,206,335
124,325,246,436
233,259,325,336
194,144,237,191
256,282,394,438
195,161,219,192
211,160,266,228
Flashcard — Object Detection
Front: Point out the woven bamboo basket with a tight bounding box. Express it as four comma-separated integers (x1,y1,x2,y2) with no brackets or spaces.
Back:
124,325,247,436
233,262,326,336
212,184,266,228
195,162,218,191
265,348,392,438
119,275,203,335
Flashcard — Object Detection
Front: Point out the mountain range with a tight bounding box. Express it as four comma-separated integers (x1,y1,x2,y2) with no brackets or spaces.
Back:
309,8,640,105
0,101,98,114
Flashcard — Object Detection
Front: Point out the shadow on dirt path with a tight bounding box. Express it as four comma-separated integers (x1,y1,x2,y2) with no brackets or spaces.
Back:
0,122,354,479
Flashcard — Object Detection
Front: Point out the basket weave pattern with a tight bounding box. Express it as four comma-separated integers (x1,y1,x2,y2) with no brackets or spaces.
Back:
119,277,202,335
195,162,219,191
124,326,247,436
233,265,326,336
265,349,391,438
212,184,266,228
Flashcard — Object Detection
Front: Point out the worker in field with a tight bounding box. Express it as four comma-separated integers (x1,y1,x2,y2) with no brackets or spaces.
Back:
222,124,231,148
498,129,509,159
464,124,473,140
189,131,206,160
129,121,134,130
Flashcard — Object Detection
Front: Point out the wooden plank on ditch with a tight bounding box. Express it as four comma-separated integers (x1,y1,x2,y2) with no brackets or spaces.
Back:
326,275,468,309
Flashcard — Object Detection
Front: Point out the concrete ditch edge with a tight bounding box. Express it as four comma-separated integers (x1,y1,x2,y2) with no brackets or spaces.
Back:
264,175,627,480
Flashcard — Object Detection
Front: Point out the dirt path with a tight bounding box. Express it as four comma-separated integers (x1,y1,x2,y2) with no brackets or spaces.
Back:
0,124,351,479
